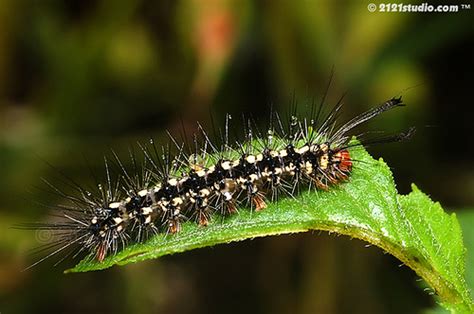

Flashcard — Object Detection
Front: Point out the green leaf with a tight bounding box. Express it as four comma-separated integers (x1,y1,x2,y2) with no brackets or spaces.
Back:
424,209,474,313
458,211,474,303
67,145,473,312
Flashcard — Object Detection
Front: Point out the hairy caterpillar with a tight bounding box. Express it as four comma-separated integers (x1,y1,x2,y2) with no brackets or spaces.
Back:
24,94,414,268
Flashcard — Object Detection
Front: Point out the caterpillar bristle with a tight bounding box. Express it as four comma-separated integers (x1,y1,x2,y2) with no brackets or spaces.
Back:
21,93,413,268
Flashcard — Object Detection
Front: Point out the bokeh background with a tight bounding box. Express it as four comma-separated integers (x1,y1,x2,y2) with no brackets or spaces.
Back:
1,1,473,313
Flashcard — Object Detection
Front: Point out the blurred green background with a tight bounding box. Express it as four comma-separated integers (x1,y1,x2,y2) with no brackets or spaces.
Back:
0,1,472,313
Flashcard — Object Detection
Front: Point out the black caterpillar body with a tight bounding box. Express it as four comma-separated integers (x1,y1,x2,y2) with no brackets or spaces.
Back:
28,96,413,264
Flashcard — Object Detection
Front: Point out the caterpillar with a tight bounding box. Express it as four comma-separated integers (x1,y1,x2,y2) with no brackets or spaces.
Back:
25,94,414,268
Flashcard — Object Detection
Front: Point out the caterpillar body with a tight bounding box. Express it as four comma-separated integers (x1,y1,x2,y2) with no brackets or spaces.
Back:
28,95,414,267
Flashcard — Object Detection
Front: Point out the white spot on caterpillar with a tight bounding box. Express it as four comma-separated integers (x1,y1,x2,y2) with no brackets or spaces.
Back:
168,178,178,186
159,200,169,211
298,145,309,154
142,207,153,215
172,197,183,206
320,153,329,169
249,174,259,182
246,155,256,164
109,202,121,209
199,189,210,197
285,163,296,172
197,170,206,177
221,161,231,170
223,191,232,201
138,189,148,197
